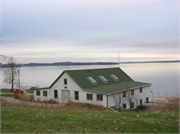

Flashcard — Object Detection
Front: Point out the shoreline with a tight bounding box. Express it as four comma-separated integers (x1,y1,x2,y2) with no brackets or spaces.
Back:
1,60,179,68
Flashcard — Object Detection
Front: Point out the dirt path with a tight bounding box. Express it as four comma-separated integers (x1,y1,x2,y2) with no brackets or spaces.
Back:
1,96,65,108
0,92,13,94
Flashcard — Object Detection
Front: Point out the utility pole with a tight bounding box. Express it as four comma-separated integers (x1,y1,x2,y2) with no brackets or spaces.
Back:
118,51,120,68
18,70,20,96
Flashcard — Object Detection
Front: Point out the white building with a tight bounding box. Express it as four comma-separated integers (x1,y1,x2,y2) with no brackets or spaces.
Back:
33,67,153,109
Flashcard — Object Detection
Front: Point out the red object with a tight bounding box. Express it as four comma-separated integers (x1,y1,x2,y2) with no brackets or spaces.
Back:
13,88,26,94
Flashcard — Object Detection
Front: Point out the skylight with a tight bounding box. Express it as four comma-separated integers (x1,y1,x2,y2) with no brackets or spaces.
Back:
98,75,108,83
86,77,97,85
110,74,119,82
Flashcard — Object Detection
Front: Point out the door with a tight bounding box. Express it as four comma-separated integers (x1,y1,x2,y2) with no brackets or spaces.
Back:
54,90,58,98
62,90,70,103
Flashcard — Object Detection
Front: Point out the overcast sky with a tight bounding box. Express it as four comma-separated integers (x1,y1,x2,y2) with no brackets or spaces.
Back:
0,0,179,63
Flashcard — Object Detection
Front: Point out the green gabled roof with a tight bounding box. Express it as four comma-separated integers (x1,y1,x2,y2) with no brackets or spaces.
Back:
64,67,150,94
37,67,151,94
86,81,151,94
65,67,134,89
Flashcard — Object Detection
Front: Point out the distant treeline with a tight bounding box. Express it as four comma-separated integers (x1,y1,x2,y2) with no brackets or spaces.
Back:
0,62,117,68
0,60,179,68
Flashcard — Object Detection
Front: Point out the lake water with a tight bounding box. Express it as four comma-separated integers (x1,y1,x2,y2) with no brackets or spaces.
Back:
0,62,179,96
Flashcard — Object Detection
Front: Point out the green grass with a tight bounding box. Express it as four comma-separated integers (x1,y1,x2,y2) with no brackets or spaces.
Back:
1,89,12,93
1,88,33,93
1,94,33,98
26,90,33,93
1,94,23,97
27,94,34,98
1,107,179,133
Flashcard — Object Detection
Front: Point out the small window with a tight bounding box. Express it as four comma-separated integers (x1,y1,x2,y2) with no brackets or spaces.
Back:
36,91,40,96
87,94,93,100
54,90,58,98
131,89,134,95
146,97,149,103
74,91,79,100
123,91,126,98
140,99,142,105
43,91,47,97
87,77,97,85
64,78,67,85
98,75,108,83
110,74,119,82
97,94,103,101
140,87,142,93
123,103,126,109
131,102,134,108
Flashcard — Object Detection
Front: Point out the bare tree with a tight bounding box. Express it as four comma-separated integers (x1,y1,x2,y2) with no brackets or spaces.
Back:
0,54,8,63
110,92,124,112
126,90,135,110
133,94,139,108
2,56,19,92
126,90,140,110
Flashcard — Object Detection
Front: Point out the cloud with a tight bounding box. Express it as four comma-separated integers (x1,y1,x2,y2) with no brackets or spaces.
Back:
1,1,178,63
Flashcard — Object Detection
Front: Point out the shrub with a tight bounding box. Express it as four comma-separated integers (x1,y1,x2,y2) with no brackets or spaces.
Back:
14,93,33,102
135,105,149,111
64,101,108,111
14,95,23,100
43,99,58,104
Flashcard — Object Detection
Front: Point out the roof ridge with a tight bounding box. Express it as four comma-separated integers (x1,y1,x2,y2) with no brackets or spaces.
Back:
64,67,120,72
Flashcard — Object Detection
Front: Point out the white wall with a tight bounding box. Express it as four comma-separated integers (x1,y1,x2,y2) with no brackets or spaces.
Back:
138,86,153,105
34,88,52,102
107,86,153,109
34,72,107,107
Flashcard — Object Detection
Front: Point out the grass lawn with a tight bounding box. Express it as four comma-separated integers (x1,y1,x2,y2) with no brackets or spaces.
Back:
1,107,179,133
1,94,33,98
1,88,33,94
1,89,12,93
26,90,33,93
1,94,23,97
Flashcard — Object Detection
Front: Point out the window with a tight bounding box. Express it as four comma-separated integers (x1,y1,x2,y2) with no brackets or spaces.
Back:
36,91,40,96
97,94,103,101
110,74,119,82
123,91,126,98
87,77,97,85
54,90,58,98
131,89,134,95
43,91,47,97
74,91,79,100
123,103,126,109
64,78,67,85
146,97,149,103
98,75,108,83
140,99,142,105
140,87,143,93
87,94,93,100
131,102,134,108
